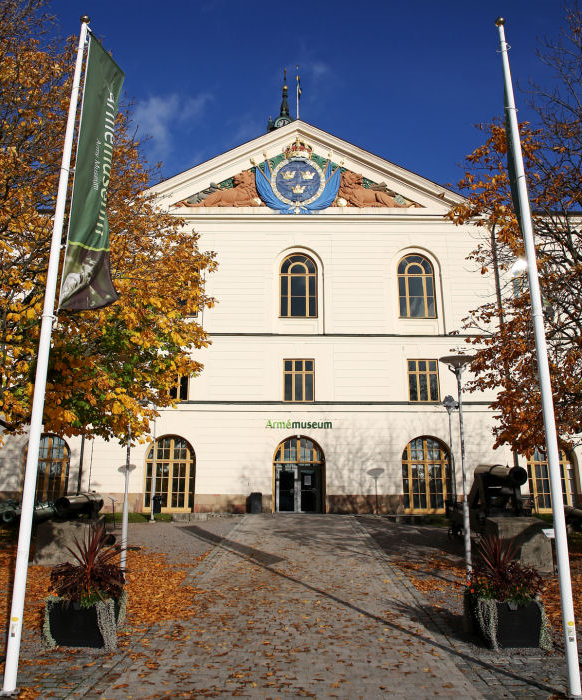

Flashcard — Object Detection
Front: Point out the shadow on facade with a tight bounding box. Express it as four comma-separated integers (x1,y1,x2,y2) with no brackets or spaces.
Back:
237,418,499,515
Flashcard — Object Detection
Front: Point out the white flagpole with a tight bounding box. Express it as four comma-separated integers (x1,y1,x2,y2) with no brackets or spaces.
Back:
1,16,90,695
496,17,581,698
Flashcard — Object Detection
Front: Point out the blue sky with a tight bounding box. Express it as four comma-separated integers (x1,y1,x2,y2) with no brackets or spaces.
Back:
48,0,566,190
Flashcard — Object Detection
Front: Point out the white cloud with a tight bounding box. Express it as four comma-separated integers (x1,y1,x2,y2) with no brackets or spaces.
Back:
134,92,213,162
310,62,330,80
230,116,264,146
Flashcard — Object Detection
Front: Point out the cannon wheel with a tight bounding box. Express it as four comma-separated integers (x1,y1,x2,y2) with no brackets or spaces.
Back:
1,510,17,524
448,523,463,541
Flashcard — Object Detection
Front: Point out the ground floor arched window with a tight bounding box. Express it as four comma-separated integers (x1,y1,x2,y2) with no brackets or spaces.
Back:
143,435,195,512
402,436,451,513
526,448,579,513
23,434,70,502
273,436,325,513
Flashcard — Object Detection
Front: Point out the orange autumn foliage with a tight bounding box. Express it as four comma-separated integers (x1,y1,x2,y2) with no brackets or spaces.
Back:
447,6,582,453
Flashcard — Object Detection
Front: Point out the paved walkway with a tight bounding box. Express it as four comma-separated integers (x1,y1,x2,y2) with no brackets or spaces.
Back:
10,515,571,698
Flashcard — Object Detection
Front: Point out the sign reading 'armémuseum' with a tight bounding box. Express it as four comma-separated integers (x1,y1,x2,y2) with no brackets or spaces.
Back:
265,419,333,429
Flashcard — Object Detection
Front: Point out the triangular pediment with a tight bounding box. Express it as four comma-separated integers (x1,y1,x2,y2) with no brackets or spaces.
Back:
150,121,464,215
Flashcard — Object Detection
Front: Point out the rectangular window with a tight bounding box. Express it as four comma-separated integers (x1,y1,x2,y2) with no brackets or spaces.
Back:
408,359,439,402
169,375,189,401
284,359,314,402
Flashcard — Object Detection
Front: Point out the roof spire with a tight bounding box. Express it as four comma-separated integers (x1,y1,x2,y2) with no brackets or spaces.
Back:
267,68,294,132
281,68,290,117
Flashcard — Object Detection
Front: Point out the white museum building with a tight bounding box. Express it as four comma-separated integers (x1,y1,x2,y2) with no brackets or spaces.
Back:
1,99,581,516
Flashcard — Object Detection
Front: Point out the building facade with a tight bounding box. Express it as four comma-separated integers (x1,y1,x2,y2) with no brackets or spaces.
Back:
1,119,581,515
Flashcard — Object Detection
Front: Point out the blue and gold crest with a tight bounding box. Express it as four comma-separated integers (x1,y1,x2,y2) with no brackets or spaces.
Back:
254,139,341,214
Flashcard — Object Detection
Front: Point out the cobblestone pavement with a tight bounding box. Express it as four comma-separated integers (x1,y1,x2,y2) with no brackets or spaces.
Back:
357,516,571,700
7,515,572,698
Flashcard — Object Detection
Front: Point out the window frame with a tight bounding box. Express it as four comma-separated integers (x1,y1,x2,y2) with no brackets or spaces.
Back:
526,448,579,513
398,254,437,319
401,436,451,513
143,435,195,513
23,434,70,503
407,359,440,402
169,374,189,402
283,359,315,402
279,254,318,318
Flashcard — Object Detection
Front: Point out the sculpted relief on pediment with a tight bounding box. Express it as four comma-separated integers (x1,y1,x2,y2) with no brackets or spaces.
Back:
174,148,421,211
175,170,263,208
335,171,420,209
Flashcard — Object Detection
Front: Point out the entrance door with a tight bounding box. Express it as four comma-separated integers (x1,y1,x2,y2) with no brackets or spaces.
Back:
278,469,295,511
273,436,324,513
299,467,320,513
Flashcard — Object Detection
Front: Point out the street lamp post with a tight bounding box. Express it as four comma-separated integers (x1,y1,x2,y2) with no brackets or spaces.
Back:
440,354,474,583
367,467,385,514
149,406,158,523
118,421,136,573
441,395,458,503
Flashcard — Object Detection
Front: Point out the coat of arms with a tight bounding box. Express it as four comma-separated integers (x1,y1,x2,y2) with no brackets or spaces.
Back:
254,139,341,214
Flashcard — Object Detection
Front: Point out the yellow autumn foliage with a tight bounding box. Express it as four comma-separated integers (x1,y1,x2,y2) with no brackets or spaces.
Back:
0,1,216,444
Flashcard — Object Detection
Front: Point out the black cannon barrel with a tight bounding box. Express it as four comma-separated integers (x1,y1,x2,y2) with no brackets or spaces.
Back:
33,502,57,522
565,505,582,530
1,501,57,523
55,493,104,518
474,464,528,487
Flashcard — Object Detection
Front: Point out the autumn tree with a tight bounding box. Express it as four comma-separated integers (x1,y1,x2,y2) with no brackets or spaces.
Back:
449,5,582,454
0,0,216,443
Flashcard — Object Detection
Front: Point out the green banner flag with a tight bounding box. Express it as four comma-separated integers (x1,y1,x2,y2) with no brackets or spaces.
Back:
59,36,124,310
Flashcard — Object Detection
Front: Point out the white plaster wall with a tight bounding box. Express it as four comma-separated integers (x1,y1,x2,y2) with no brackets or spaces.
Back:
67,403,513,504
2,121,580,511
194,213,494,338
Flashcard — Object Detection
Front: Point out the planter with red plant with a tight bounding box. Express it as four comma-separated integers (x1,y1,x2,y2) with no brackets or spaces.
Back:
42,524,126,651
464,534,552,650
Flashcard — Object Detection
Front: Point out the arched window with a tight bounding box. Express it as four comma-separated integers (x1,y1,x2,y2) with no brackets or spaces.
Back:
280,254,317,317
402,436,451,512
398,254,436,318
144,435,195,512
526,448,579,513
273,436,324,513
23,434,70,502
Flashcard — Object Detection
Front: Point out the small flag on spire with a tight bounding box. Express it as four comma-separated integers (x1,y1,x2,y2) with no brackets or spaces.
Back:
296,65,301,119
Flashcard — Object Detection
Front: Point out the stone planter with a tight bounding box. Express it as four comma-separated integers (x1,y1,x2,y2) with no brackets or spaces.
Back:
464,592,551,650
42,591,127,651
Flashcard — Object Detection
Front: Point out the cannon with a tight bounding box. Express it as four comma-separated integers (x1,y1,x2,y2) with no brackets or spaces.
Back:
1,499,57,524
467,464,529,526
447,464,553,572
1,492,104,526
447,464,529,537
54,492,104,520
0,499,21,524
565,505,582,533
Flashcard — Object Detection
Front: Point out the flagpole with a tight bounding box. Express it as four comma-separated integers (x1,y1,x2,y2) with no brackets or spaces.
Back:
496,18,581,698
1,16,90,695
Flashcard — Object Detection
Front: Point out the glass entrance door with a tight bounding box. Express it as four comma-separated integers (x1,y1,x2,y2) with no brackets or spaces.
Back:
273,436,325,513
278,468,295,511
300,467,319,512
